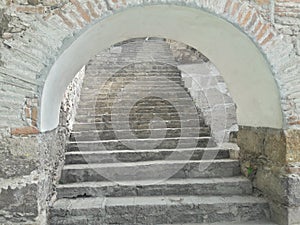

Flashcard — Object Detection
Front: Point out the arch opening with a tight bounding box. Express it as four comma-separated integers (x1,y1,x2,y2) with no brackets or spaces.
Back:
41,5,283,132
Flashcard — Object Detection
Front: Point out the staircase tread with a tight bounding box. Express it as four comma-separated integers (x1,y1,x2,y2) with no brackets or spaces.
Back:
67,136,213,144
62,159,239,169
161,222,278,225
65,147,231,155
52,195,268,209
57,176,251,188
70,127,209,134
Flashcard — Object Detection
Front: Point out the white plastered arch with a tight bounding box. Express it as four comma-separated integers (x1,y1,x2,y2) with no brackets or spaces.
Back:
40,5,283,132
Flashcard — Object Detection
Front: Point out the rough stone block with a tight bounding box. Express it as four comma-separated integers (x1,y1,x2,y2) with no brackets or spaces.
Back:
0,183,38,224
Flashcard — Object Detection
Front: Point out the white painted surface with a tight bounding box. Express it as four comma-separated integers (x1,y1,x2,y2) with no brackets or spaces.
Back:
41,5,283,131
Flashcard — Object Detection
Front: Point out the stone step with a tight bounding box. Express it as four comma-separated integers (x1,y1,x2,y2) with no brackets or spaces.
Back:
85,69,181,74
79,93,191,100
56,177,252,198
83,76,184,84
78,96,192,105
64,147,229,164
66,137,216,151
82,86,188,92
59,159,240,183
81,89,190,98
84,76,183,83
69,127,210,141
76,105,199,114
79,100,194,109
85,73,182,79
72,119,205,131
49,195,270,225
73,117,203,124
74,113,202,123
162,222,278,225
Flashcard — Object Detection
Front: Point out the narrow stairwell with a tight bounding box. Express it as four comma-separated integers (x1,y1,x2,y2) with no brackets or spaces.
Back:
49,39,277,225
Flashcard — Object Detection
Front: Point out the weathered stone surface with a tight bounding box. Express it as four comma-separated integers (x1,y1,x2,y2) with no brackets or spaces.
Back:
56,177,252,198
49,196,271,224
238,126,287,165
285,129,300,163
0,183,38,223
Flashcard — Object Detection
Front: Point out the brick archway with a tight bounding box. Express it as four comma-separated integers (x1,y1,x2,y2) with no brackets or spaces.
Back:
39,3,285,131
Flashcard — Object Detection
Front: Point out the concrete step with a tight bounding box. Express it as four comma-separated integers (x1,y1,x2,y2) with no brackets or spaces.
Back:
59,159,240,183
66,137,216,151
72,119,206,131
64,147,230,164
49,195,270,224
56,177,252,198
69,127,210,141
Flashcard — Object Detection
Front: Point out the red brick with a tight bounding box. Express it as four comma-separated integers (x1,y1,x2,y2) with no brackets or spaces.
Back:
231,2,241,16
255,0,271,5
86,1,99,18
246,12,258,30
11,126,39,136
260,32,275,45
55,10,75,29
256,24,270,41
70,0,91,22
16,6,45,14
253,21,262,34
240,10,252,27
224,0,232,13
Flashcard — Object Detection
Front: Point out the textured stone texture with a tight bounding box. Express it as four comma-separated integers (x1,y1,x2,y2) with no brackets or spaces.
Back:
0,0,299,224
238,126,300,225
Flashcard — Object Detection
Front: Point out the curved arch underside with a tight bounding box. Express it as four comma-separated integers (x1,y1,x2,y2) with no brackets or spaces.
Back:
41,5,283,132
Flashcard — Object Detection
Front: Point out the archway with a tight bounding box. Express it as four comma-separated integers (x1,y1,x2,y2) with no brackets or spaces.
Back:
40,5,283,132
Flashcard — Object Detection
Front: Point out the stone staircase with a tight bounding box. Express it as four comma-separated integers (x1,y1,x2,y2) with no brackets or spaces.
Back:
49,39,276,225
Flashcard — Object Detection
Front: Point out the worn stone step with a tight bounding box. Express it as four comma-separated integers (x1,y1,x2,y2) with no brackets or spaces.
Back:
84,76,183,84
82,86,188,92
79,92,191,99
66,137,216,151
72,119,205,131
162,222,278,225
78,96,193,105
64,147,229,164
76,105,199,115
85,71,182,77
56,177,252,198
59,159,240,183
78,101,195,109
74,117,204,124
81,89,190,98
83,79,184,86
69,127,210,141
49,195,270,225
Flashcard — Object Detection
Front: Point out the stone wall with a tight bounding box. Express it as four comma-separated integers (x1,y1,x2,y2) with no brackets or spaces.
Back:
0,65,84,224
238,126,300,225
0,0,299,224
0,128,66,224
60,66,85,131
